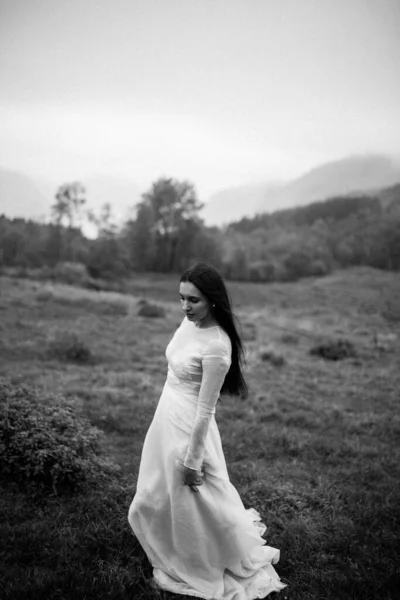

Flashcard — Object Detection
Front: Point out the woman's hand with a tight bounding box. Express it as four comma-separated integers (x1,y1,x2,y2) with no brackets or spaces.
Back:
182,465,204,492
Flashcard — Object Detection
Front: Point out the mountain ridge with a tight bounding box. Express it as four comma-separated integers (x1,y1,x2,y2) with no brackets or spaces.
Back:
0,168,142,222
203,154,400,226
0,167,50,220
1,153,400,225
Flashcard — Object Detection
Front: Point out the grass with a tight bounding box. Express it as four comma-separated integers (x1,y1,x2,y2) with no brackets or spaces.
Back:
0,267,399,599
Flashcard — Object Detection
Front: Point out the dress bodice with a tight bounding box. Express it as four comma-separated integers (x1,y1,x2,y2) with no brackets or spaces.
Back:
165,317,232,470
166,317,232,397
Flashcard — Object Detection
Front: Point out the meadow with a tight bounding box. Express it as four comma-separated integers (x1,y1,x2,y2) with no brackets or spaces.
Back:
0,267,399,600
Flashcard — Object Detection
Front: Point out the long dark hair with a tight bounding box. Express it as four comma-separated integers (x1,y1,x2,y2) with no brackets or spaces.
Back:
180,262,248,398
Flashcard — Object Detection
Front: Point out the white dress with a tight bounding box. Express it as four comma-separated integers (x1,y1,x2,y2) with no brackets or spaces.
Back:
128,317,286,599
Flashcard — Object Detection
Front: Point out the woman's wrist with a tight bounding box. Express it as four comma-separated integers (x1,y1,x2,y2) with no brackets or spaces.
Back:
183,463,198,472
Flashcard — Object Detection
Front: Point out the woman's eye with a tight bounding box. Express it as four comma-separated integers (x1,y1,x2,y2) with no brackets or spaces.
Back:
179,297,198,304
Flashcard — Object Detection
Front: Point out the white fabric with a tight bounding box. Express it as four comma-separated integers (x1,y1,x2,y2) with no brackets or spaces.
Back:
128,317,286,599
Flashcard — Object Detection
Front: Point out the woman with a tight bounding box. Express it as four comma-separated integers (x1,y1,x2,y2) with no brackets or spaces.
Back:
128,263,285,599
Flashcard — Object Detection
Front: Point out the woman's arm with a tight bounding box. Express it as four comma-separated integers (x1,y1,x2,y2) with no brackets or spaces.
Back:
183,338,231,472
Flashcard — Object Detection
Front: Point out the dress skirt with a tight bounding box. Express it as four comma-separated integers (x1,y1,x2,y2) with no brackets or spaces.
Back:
128,373,286,599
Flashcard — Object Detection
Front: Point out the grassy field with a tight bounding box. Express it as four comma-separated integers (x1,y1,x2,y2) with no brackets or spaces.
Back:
1,267,399,600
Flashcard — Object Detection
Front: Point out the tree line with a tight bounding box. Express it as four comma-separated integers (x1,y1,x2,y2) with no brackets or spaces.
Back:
0,178,399,283
0,178,223,280
223,187,400,280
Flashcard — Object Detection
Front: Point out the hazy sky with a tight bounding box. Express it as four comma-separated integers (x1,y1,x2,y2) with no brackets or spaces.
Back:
1,0,400,200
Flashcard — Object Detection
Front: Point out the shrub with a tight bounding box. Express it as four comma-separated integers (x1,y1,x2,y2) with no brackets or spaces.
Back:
36,289,54,302
53,295,129,317
85,238,129,280
97,299,129,316
241,321,258,342
47,330,92,363
85,278,103,291
27,262,90,286
310,338,357,360
51,261,89,286
0,381,110,493
137,301,166,318
248,261,276,282
280,332,299,345
381,303,400,323
259,346,286,366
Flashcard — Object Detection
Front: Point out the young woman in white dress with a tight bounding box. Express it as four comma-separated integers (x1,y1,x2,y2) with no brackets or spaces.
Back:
128,263,286,599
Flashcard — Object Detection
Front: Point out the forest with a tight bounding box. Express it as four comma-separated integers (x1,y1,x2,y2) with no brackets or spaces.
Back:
1,177,400,283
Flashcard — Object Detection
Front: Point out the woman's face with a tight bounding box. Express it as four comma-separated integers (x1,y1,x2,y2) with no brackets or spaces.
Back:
179,281,212,325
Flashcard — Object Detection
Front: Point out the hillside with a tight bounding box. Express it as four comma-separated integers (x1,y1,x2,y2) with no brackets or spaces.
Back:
0,269,399,599
2,154,400,228
269,154,400,212
202,182,284,225
0,166,50,220
219,181,400,281
0,167,142,223
378,183,400,214
228,181,400,232
204,154,400,226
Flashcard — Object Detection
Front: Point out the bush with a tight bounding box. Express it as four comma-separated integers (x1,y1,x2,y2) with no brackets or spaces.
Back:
27,262,90,286
248,261,276,282
280,332,299,345
381,302,400,323
53,295,129,317
85,237,129,280
241,321,258,342
310,338,357,360
137,301,166,318
0,381,111,493
96,299,129,316
50,261,89,286
87,278,128,293
35,289,54,302
47,330,93,363
259,346,286,366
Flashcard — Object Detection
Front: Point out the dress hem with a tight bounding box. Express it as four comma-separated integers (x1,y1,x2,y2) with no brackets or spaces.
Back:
152,567,287,600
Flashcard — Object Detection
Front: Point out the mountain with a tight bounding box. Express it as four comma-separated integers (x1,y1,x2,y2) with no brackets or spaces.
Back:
2,154,400,227
0,167,50,220
377,183,400,215
269,154,400,212
0,167,142,224
203,154,400,225
202,182,284,226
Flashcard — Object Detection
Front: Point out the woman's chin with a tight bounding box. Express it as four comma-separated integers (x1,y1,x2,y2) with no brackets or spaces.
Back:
186,314,199,324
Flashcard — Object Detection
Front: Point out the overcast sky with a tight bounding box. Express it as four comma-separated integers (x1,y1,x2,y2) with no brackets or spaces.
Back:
1,0,400,200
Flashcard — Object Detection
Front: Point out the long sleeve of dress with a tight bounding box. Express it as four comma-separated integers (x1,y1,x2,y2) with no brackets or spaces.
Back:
183,338,231,471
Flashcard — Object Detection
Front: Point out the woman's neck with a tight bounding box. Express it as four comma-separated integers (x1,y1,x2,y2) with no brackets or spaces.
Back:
194,315,218,329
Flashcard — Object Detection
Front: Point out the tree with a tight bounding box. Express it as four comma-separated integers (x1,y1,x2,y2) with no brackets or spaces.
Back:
47,182,87,265
85,203,128,279
52,182,86,229
86,235,128,279
124,203,156,272
136,178,203,272
87,202,119,238
188,225,224,272
228,246,249,281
